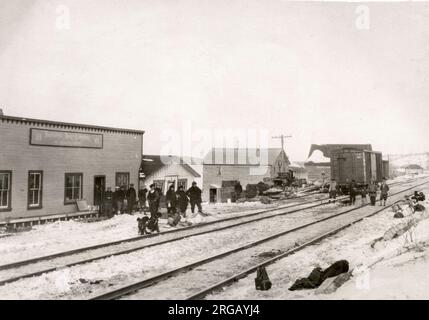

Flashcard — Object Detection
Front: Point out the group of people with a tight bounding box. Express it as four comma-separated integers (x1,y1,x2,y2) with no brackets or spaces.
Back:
103,184,137,217
329,178,390,206
138,181,204,219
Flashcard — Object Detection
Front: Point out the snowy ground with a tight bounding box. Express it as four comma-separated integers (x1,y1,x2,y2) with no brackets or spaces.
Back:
208,185,429,300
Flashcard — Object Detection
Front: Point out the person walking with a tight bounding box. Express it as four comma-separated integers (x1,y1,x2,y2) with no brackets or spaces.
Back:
147,184,160,218
349,179,357,205
368,180,377,206
361,187,368,205
186,181,203,214
126,183,137,214
380,178,390,206
329,178,337,201
176,185,189,217
138,186,148,214
166,184,177,215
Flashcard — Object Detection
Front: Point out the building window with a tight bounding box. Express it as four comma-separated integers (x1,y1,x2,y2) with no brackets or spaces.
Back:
116,172,130,189
0,171,12,211
178,179,187,191
153,180,165,194
217,166,222,176
28,171,43,209
65,173,83,204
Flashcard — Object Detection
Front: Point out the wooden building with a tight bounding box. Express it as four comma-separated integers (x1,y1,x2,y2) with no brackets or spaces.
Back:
140,155,202,194
0,114,144,222
404,164,424,175
202,148,290,202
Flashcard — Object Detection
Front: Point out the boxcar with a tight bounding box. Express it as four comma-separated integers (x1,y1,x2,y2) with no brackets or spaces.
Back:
331,148,384,187
382,160,390,179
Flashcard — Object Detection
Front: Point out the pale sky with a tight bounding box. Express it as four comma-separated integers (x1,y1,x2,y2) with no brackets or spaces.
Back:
1,0,429,161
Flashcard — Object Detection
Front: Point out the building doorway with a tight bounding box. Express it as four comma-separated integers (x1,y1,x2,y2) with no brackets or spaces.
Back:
94,176,106,210
209,188,218,203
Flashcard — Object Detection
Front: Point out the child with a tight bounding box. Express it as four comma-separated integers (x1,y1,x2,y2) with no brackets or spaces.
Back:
361,187,368,205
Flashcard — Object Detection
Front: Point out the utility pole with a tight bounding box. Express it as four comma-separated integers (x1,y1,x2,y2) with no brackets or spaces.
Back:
272,134,292,151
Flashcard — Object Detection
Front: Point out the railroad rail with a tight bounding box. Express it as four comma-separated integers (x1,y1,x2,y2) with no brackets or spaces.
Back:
0,193,347,286
88,179,429,300
0,178,411,272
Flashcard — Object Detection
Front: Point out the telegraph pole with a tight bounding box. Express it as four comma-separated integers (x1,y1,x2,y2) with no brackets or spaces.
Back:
272,134,292,151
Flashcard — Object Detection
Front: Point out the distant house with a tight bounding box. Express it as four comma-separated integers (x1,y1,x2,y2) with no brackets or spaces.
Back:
202,148,290,202
140,155,202,194
404,164,424,175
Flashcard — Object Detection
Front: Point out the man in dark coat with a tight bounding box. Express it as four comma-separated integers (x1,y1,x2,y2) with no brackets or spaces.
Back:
348,179,357,205
126,183,137,214
166,184,177,215
147,184,160,218
118,186,126,214
368,180,378,206
176,185,189,217
138,187,148,214
103,187,114,218
112,186,122,214
186,181,203,214
234,181,243,201
379,178,390,206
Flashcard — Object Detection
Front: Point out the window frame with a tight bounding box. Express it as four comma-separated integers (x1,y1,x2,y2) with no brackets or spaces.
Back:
177,178,187,191
0,171,12,212
115,172,130,189
153,180,165,194
27,170,43,210
64,173,83,205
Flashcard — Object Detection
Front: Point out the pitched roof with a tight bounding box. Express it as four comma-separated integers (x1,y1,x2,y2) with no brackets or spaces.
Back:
308,144,373,158
203,148,290,166
404,164,424,170
141,155,201,178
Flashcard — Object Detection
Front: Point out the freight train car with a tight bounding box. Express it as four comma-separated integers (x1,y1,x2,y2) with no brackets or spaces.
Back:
382,160,390,179
331,148,384,192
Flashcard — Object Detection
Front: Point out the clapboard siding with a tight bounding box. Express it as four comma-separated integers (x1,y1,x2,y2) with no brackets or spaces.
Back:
0,120,143,221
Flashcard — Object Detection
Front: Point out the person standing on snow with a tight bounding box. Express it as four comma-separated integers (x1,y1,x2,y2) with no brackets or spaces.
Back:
380,178,390,206
126,183,137,214
187,181,203,214
348,179,357,205
329,178,337,200
147,184,160,218
368,180,378,206
176,185,189,217
166,184,177,215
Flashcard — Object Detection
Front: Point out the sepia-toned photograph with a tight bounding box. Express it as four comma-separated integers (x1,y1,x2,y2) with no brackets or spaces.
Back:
1,0,429,307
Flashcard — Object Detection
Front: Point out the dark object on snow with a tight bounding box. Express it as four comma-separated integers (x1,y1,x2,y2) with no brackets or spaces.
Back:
414,204,426,212
394,212,405,218
137,214,160,235
137,216,150,235
289,260,349,291
411,191,425,202
256,182,270,194
255,266,272,291
245,184,258,199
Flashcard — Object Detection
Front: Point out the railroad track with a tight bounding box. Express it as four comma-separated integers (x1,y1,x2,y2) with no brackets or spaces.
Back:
0,192,344,286
88,178,429,300
0,178,411,273
0,178,418,290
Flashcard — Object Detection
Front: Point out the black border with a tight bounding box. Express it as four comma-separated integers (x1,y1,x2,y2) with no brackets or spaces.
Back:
27,170,43,210
64,173,84,205
29,128,103,149
0,170,12,212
